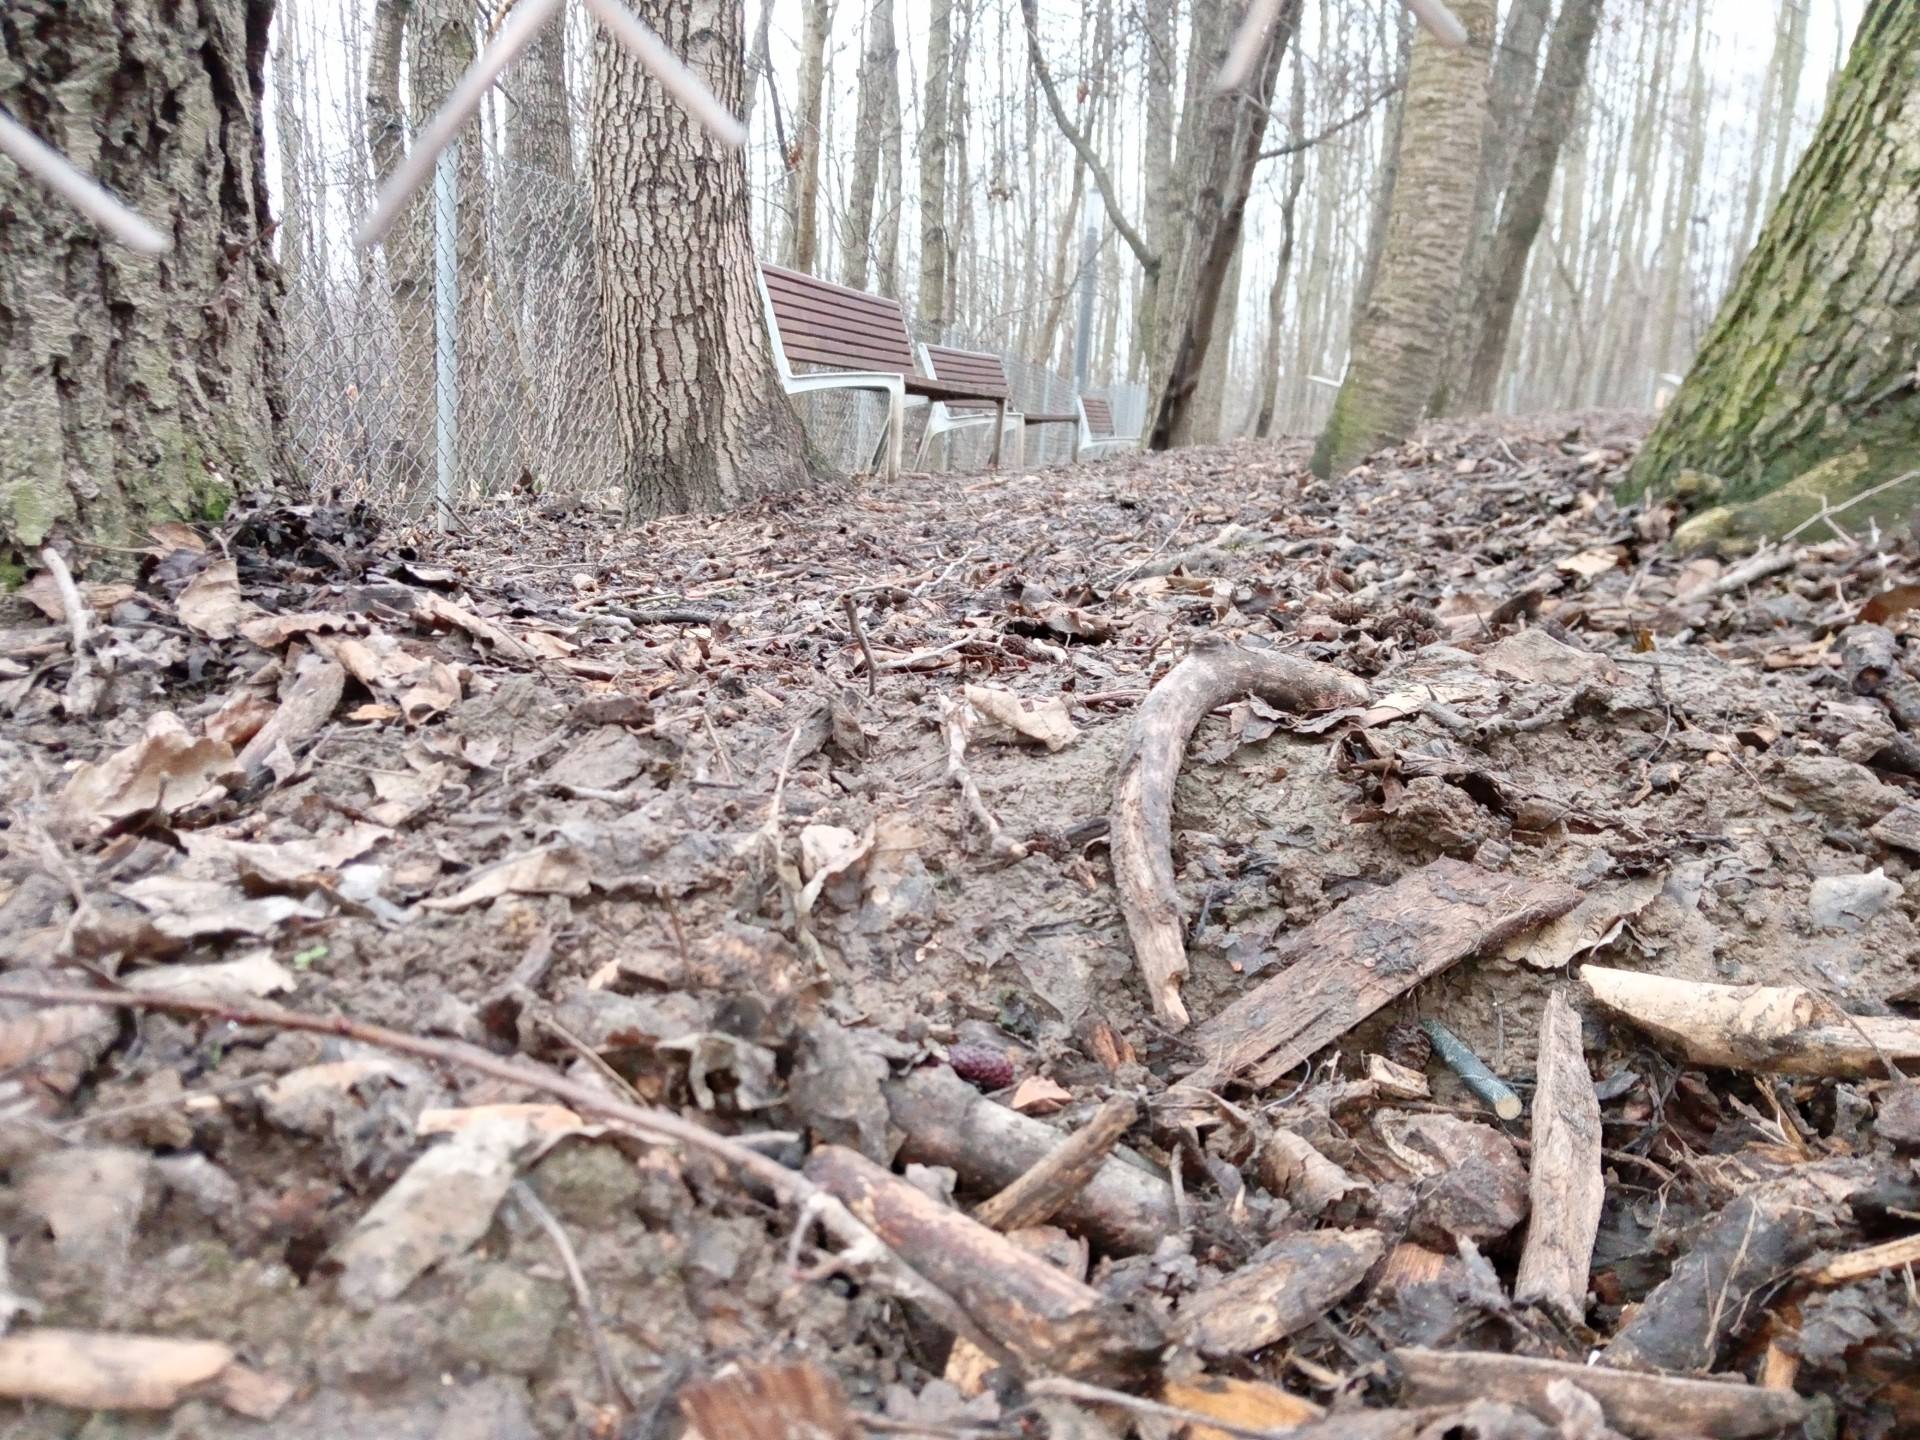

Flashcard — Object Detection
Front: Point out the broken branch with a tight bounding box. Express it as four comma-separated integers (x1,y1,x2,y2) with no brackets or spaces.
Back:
1111,645,1368,1028
974,1095,1138,1233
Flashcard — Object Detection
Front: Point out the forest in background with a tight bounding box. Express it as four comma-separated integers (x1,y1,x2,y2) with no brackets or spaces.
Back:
266,0,1860,462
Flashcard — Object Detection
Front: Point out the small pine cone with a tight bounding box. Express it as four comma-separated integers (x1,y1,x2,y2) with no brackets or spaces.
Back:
1384,1020,1432,1071
948,1044,1015,1092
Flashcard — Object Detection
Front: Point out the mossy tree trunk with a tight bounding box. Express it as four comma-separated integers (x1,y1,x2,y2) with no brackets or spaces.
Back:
1311,0,1495,479
1,0,285,559
1627,0,1920,549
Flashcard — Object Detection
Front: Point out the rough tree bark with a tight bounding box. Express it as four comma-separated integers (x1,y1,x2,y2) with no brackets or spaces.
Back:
788,0,832,272
364,0,430,491
1627,0,1920,549
839,0,897,289
918,0,953,328
1456,0,1606,413
1311,0,1495,479
1,0,285,558
1147,0,1300,451
590,0,812,517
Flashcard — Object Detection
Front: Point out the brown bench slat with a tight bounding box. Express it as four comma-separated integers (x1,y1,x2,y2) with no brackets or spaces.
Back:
905,374,1007,401
763,276,906,327
1081,397,1117,437
1022,412,1078,425
923,344,1007,389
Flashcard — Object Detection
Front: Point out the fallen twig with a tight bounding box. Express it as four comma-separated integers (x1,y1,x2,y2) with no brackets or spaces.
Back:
939,695,1027,858
38,546,100,717
974,1096,1137,1233
1422,1018,1523,1121
511,1181,629,1411
0,980,983,1352
1110,645,1368,1028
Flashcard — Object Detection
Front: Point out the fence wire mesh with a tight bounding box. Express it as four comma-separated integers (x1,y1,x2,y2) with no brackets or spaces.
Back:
280,146,1144,515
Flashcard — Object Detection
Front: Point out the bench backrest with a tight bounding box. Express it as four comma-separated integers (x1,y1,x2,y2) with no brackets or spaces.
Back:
922,343,1010,399
1081,395,1117,437
760,262,916,377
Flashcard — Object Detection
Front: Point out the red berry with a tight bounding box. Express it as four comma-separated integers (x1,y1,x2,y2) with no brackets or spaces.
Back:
948,1044,1014,1091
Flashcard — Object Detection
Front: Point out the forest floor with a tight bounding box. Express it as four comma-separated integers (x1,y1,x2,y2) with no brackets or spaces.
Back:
4,415,1920,1439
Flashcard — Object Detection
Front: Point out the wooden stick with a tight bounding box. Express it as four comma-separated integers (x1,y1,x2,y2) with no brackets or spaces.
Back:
803,1145,1166,1382
1188,861,1580,1088
1422,1018,1523,1121
974,1096,1137,1232
1582,964,1919,1078
1110,645,1368,1028
1514,987,1601,1322
1604,1169,1857,1374
38,546,99,717
887,1066,1176,1255
1175,1228,1385,1357
1393,1348,1808,1439
1800,1231,1920,1286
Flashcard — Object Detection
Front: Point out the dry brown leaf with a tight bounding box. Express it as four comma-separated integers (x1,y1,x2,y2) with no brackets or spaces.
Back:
1480,628,1620,686
421,845,592,911
964,684,1078,752
202,690,277,748
146,522,206,554
117,877,328,941
0,1328,290,1417
326,1112,544,1309
1859,584,1920,625
412,592,533,661
348,701,403,723
1008,1075,1072,1115
1162,1375,1323,1439
174,560,257,639
22,571,134,622
416,1104,588,1138
239,610,356,649
124,951,299,1000
1501,874,1665,970
180,822,390,885
399,659,463,723
59,713,240,839
518,629,576,659
1555,547,1620,580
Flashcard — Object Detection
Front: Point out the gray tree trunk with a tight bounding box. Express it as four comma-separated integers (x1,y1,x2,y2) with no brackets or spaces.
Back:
1311,0,1494,478
1,0,285,555
840,0,898,289
918,0,953,327
1256,51,1309,439
1458,0,1606,413
788,0,832,272
590,0,812,517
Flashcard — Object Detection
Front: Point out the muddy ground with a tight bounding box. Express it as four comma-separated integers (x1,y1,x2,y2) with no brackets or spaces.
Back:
3,415,1919,1438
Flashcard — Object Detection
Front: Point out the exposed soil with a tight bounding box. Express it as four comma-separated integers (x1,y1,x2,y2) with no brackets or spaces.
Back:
4,415,1919,1439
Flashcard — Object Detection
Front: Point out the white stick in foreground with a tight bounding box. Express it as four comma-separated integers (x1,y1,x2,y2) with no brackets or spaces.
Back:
0,110,169,255
1217,0,1468,93
358,0,746,250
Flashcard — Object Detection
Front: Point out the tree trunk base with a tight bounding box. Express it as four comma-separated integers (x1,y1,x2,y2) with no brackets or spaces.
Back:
1670,448,1920,553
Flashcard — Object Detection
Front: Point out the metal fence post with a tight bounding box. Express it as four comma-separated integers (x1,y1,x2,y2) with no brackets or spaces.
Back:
432,140,460,530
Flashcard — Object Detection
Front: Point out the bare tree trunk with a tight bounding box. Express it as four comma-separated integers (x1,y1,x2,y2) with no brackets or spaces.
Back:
789,0,832,272
1,0,285,554
1311,0,1494,478
1353,9,1412,321
919,0,954,327
744,0,774,128
1458,0,1606,414
840,0,896,289
590,0,812,517
1627,0,1920,547
410,0,497,495
365,0,432,491
1148,0,1300,451
1135,0,1176,378
944,0,974,328
1256,52,1309,439
1431,0,1551,412
876,68,904,297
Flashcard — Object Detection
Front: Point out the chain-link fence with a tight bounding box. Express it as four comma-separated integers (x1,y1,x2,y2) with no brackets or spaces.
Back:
280,147,1145,514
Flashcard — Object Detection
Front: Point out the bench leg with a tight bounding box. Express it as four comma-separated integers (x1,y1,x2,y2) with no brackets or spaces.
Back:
914,403,942,471
887,389,905,479
989,400,1005,469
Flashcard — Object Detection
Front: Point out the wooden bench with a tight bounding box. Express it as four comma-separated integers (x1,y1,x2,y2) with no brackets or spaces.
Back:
919,345,1138,469
1076,395,1139,460
757,263,1008,478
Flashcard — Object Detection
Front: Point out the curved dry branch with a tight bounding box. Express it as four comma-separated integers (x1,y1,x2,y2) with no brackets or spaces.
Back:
1110,646,1367,1029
